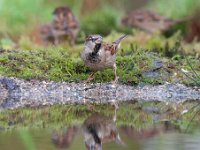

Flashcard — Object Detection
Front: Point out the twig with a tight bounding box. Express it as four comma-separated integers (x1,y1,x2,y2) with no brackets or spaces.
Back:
185,56,200,80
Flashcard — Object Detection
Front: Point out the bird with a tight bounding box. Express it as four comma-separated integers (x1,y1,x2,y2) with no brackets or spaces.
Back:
81,34,127,83
39,6,79,46
82,111,125,150
122,9,183,34
52,126,78,149
51,6,79,45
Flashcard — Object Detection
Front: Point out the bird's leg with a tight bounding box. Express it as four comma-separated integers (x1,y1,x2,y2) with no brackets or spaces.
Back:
112,102,126,147
85,72,96,83
112,63,119,84
111,101,119,122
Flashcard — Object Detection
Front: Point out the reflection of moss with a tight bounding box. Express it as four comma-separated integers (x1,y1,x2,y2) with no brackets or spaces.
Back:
0,102,200,132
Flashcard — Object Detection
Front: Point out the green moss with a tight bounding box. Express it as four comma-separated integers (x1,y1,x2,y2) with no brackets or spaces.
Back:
0,32,199,85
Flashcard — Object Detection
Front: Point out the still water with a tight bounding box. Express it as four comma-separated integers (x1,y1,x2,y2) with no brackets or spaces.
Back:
0,112,200,150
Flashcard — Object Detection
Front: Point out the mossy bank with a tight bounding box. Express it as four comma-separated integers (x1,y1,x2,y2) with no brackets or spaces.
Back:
0,32,200,86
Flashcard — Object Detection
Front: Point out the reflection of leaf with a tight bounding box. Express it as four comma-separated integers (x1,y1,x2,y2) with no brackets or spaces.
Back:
185,107,200,133
19,130,37,150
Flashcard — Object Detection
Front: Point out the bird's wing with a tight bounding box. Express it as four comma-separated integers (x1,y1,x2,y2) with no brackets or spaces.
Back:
103,43,117,55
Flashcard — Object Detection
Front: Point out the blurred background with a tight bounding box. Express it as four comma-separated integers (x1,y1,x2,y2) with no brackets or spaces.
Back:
0,2,200,150
0,0,199,83
0,0,200,52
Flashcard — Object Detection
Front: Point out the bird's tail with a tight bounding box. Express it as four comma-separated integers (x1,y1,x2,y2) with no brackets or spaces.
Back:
113,35,128,46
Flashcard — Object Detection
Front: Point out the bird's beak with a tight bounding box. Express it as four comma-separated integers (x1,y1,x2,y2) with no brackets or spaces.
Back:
95,38,102,44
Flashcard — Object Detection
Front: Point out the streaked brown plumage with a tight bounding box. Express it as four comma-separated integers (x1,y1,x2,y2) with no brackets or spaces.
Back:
82,112,125,150
52,6,79,45
122,9,181,33
40,6,79,46
81,35,127,83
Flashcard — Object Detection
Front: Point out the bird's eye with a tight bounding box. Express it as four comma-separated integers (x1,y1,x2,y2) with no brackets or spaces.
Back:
86,36,98,42
86,37,91,41
91,38,97,42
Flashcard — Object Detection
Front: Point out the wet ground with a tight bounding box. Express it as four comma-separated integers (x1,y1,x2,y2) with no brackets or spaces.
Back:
0,112,200,150
0,77,200,150
0,77,200,110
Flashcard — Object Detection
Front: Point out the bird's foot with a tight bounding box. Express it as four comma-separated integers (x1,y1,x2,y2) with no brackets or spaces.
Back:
111,101,119,110
84,73,96,84
86,103,95,111
112,76,119,84
84,77,95,84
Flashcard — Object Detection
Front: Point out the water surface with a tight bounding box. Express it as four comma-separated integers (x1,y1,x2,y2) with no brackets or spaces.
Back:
1,128,200,150
1,112,200,150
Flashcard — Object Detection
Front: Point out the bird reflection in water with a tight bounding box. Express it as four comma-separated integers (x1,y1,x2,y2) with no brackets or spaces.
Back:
52,126,78,149
51,106,179,150
51,104,124,150
82,105,125,150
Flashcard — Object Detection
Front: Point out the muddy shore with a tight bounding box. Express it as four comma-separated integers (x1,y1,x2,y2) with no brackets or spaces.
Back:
0,77,200,110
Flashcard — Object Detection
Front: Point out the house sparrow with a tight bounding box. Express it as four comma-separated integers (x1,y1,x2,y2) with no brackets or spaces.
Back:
82,112,125,150
52,6,79,45
52,126,78,149
122,9,181,33
39,6,79,46
81,35,127,83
